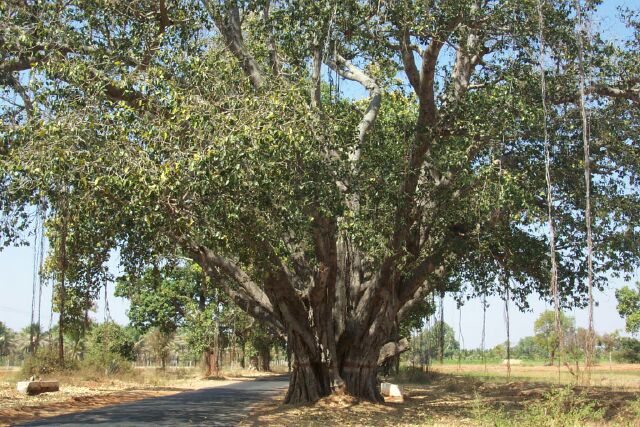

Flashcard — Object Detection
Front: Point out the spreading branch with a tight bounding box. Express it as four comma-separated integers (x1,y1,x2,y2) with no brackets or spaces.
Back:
202,0,266,89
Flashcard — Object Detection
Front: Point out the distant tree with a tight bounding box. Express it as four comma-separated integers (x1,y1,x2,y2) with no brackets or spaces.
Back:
407,321,459,366
145,327,174,369
488,343,506,360
613,337,640,364
565,326,590,363
117,261,276,374
0,322,15,357
616,283,640,335
511,336,546,360
598,331,620,369
86,322,138,362
16,325,38,358
534,310,574,366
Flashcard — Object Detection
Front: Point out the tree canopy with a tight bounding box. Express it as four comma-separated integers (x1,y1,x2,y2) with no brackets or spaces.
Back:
1,0,639,403
615,282,640,335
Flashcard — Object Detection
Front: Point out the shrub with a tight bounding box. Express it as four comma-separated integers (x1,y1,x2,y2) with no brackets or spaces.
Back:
85,322,138,362
21,346,77,377
613,337,640,363
472,387,604,427
80,350,132,376
519,387,604,427
77,323,137,376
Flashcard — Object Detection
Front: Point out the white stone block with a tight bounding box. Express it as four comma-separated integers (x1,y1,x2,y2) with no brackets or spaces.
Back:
380,382,404,397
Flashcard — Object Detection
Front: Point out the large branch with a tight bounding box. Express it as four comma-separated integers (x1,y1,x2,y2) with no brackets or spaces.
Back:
400,29,421,92
388,19,462,258
378,338,410,366
327,54,382,159
191,245,278,321
447,1,487,103
0,47,149,110
589,83,639,104
203,0,266,89
553,81,639,105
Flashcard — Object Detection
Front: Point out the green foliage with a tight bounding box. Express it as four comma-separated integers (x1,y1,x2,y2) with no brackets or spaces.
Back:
77,322,138,374
615,283,640,335
627,397,640,420
182,306,218,361
80,349,133,376
533,310,574,364
21,346,76,376
511,336,547,360
117,261,275,367
0,321,14,357
1,0,638,318
1,3,640,401
406,321,459,365
85,322,138,362
116,263,207,333
472,387,604,427
612,336,640,363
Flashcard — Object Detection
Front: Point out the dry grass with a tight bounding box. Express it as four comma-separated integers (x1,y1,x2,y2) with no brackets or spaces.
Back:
430,363,640,390
241,364,640,427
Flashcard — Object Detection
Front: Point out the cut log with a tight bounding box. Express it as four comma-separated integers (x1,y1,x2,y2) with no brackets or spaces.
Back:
16,381,59,395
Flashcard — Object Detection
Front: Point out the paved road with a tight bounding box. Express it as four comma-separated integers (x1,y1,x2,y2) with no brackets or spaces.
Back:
17,376,289,427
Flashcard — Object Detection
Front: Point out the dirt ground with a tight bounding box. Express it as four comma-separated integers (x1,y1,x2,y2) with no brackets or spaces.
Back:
0,367,278,426
241,364,640,427
1,364,638,426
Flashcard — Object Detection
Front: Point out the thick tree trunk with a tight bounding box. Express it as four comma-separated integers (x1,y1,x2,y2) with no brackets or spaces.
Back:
282,326,392,405
257,347,271,372
283,334,331,404
285,355,331,404
240,341,246,368
340,359,383,402
194,239,416,405
203,349,219,377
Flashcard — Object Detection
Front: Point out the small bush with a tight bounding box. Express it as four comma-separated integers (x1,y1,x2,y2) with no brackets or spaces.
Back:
627,397,640,420
21,347,77,377
612,337,640,363
520,387,604,427
80,350,132,376
472,387,604,427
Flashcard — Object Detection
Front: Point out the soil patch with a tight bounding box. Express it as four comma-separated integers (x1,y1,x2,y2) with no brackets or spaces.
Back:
241,371,640,426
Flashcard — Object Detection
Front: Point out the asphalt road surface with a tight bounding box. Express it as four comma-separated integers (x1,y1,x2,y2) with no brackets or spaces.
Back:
17,376,289,427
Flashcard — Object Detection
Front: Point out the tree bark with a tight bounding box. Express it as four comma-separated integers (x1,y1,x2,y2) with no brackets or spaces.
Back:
340,350,385,403
203,349,219,377
257,347,271,372
284,335,331,404
58,201,68,367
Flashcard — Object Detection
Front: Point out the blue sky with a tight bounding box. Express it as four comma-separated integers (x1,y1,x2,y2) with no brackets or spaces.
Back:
0,0,638,348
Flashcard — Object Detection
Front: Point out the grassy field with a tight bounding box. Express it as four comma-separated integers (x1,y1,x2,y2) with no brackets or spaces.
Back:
430,361,640,390
243,363,640,426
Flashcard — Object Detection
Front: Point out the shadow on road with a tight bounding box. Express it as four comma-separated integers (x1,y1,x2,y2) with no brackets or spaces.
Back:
17,376,289,427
